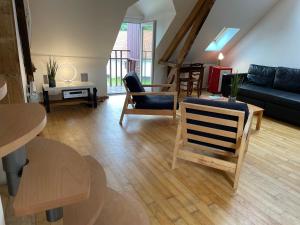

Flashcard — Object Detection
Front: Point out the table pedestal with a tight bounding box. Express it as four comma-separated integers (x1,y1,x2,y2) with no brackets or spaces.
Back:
2,146,27,196
46,207,63,222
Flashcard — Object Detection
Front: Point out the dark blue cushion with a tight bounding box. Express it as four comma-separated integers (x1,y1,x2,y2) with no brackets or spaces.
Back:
183,97,249,153
135,95,176,110
273,67,300,93
246,64,276,87
123,72,145,102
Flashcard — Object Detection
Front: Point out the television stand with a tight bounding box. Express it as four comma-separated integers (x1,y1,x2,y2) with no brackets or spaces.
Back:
42,81,97,113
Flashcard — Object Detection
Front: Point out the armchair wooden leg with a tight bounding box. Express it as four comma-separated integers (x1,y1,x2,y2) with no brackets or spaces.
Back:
173,112,176,121
173,94,178,122
172,122,182,169
119,95,129,125
172,145,179,169
233,145,247,191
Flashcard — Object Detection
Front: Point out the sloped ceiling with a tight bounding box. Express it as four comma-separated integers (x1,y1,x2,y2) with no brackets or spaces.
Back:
187,0,279,64
127,0,280,65
125,3,145,21
137,0,175,17
125,0,176,46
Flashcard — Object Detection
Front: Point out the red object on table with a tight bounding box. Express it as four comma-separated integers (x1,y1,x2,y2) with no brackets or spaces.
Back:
208,66,233,93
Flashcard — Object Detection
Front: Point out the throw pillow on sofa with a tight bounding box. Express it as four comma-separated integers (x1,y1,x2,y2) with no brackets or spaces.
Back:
273,67,300,93
246,64,276,87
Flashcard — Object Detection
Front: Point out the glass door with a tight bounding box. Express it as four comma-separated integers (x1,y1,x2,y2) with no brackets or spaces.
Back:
106,21,156,94
140,21,155,85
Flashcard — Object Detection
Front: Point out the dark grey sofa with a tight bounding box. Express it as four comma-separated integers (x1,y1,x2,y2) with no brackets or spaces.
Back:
221,64,300,126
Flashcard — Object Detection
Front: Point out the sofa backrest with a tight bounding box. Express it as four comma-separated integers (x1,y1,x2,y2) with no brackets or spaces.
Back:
246,64,276,87
273,67,300,93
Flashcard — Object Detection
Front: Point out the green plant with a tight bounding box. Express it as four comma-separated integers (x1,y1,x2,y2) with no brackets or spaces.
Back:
230,75,243,97
46,57,58,80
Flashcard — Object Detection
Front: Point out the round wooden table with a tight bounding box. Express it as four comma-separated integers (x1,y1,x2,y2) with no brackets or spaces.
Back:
14,138,91,222
0,103,46,195
0,104,47,157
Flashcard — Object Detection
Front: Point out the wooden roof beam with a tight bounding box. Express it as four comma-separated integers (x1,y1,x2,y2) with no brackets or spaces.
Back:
176,0,215,65
159,0,206,63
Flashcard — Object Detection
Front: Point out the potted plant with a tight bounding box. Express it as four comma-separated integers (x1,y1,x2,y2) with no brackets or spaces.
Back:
47,57,58,88
229,74,243,103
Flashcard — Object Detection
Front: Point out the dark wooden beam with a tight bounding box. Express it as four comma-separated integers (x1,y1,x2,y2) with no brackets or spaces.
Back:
161,0,215,91
176,0,215,65
15,0,34,81
0,0,26,103
159,0,206,63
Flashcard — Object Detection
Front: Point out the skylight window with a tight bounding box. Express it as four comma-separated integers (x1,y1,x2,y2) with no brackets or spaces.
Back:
205,27,240,51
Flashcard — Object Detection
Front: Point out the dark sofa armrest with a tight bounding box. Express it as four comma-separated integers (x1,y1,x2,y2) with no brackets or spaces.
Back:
221,73,248,97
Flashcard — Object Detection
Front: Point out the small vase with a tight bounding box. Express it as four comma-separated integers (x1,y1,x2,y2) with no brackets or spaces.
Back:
228,96,237,103
48,76,56,88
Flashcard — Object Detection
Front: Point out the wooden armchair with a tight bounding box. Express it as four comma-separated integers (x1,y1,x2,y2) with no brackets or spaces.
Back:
172,98,253,191
119,72,178,125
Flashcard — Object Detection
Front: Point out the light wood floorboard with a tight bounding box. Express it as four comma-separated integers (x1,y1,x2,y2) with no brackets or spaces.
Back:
1,95,300,225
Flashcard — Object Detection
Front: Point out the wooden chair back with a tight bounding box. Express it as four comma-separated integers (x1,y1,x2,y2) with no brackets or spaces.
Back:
173,100,253,190
180,102,246,156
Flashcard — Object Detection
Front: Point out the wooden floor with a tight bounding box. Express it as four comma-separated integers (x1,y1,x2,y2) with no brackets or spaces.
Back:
2,95,300,225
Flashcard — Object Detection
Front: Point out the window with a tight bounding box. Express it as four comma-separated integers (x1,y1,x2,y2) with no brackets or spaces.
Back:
205,27,240,51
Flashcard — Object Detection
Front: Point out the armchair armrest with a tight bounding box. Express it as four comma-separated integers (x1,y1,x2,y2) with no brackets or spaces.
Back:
142,84,174,88
130,92,177,96
221,73,248,97
236,109,254,150
243,109,254,139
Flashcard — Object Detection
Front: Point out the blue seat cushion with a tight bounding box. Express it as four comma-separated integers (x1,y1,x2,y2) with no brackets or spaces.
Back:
135,95,176,110
123,72,145,103
183,97,249,153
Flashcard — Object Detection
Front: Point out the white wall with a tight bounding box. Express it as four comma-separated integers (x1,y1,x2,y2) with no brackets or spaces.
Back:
145,12,175,47
29,0,136,96
125,4,144,23
137,0,175,47
225,0,300,72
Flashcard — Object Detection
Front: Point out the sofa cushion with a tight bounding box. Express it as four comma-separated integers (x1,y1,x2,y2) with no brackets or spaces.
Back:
239,84,300,110
135,95,175,110
183,98,249,153
123,72,145,103
246,64,276,87
273,67,300,93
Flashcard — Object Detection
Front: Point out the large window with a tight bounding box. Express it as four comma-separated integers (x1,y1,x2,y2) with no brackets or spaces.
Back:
205,27,240,51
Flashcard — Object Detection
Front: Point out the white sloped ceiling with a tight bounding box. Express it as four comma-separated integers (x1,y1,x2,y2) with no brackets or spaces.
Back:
187,0,279,64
